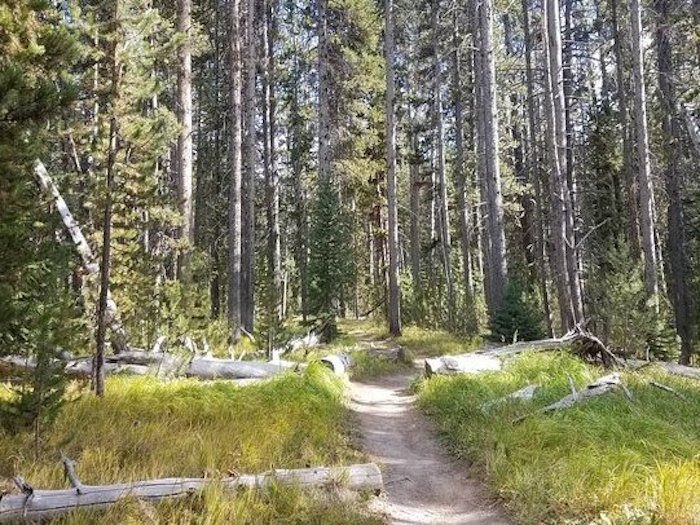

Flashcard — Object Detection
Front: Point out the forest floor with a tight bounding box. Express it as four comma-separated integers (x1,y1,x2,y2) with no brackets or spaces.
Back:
350,368,511,525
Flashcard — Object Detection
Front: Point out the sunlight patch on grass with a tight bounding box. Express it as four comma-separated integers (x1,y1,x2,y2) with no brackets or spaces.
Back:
397,325,482,357
417,352,700,524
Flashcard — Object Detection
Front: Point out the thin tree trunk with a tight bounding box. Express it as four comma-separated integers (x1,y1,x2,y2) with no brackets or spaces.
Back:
611,0,641,259
544,0,575,330
318,0,331,185
452,13,476,320
385,0,401,336
629,0,659,310
241,0,257,333
561,0,584,322
522,0,553,336
95,12,122,397
655,0,693,363
476,0,508,317
228,0,243,343
177,0,194,274
431,0,455,328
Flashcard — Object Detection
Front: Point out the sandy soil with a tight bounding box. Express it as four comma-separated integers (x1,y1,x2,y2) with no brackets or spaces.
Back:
349,370,512,525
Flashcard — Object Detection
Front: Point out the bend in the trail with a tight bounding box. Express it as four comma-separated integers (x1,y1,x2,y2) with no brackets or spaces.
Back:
350,367,511,525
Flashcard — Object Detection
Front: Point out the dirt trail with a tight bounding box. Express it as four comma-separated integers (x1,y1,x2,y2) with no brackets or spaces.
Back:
350,370,511,525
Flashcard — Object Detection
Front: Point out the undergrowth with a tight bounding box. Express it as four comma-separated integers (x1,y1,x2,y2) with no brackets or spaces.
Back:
417,352,700,524
0,364,382,524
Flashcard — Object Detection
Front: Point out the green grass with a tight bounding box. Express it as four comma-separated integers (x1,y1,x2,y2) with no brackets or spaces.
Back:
396,324,482,357
0,364,382,524
417,352,700,524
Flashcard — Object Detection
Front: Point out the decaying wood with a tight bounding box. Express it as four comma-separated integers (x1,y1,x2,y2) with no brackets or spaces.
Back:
542,373,630,412
649,381,686,400
34,160,130,354
185,358,298,380
426,328,623,378
0,463,382,523
625,359,700,381
425,354,502,377
481,384,539,411
320,353,354,375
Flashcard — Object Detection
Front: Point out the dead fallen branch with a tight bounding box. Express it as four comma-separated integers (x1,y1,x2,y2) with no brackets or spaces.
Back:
541,373,631,413
0,462,382,523
481,384,539,412
513,374,631,424
34,160,130,354
649,381,686,400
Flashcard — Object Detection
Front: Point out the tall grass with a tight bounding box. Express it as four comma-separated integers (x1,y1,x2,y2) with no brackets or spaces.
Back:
417,352,700,524
0,364,382,524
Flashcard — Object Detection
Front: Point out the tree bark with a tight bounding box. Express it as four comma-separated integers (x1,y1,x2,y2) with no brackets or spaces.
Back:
95,15,122,396
263,0,282,347
521,0,554,336
385,0,401,336
611,0,642,259
655,0,693,363
543,0,577,330
241,0,257,333
452,12,476,326
228,0,244,343
317,0,331,185
431,0,456,327
630,0,660,310
177,0,194,270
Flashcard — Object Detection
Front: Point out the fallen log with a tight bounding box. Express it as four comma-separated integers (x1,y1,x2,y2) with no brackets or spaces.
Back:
0,462,382,523
34,160,129,353
625,359,700,381
0,354,299,382
184,358,298,380
542,373,631,413
513,374,631,423
425,354,501,377
321,353,354,375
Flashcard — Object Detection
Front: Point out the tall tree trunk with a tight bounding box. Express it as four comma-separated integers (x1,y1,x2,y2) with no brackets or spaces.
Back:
263,0,282,343
656,0,692,363
228,0,243,343
177,0,194,275
561,0,584,322
95,9,122,397
431,0,455,328
544,0,576,330
384,0,401,336
611,0,641,259
522,0,553,336
452,12,476,325
241,0,257,333
475,0,508,317
630,0,659,311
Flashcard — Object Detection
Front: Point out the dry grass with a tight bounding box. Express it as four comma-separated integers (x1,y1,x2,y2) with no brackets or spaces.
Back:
0,364,382,524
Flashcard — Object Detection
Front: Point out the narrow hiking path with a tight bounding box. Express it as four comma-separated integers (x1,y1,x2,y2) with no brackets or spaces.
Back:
350,369,511,525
